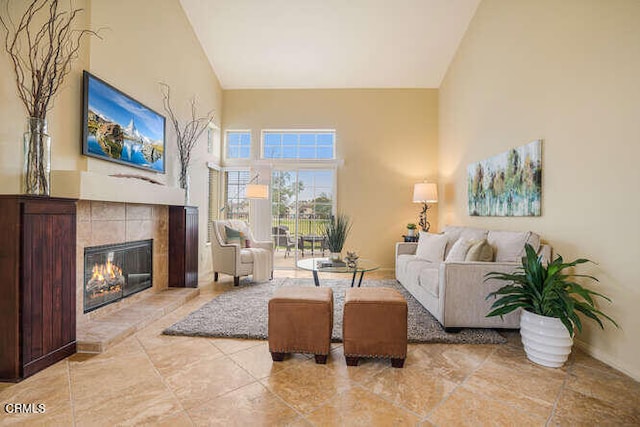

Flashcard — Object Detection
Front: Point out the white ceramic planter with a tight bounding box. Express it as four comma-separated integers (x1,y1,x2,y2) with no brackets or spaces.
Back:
520,310,573,368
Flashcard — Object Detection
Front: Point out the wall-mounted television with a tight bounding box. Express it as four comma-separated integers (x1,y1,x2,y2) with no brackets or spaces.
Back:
82,71,166,173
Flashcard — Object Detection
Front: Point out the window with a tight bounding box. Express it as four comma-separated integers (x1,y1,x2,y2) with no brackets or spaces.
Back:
226,130,251,159
224,170,250,221
262,131,335,160
271,168,336,268
207,168,220,243
272,169,335,233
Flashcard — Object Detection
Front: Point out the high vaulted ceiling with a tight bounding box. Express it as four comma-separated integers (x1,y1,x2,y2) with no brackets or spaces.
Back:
179,0,480,89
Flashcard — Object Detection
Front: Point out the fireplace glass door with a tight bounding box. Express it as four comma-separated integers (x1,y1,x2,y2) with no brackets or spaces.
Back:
84,239,153,313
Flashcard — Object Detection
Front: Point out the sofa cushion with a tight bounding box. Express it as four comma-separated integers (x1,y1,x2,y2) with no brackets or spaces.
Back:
487,231,540,262
415,232,448,262
405,257,435,288
442,226,489,257
445,238,474,262
418,266,439,298
396,254,416,278
465,239,494,262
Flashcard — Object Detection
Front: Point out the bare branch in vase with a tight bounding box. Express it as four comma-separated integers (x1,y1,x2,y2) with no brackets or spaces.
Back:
159,82,215,188
1,0,101,195
0,0,101,118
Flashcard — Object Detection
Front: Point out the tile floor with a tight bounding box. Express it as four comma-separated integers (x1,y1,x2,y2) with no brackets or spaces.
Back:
1,270,639,426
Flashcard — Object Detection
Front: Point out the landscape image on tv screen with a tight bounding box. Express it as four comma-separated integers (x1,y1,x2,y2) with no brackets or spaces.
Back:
83,71,165,173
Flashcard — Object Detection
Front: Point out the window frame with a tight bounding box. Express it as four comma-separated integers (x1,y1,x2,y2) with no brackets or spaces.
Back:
222,167,251,223
206,163,222,244
224,129,252,161
260,129,336,162
270,165,338,218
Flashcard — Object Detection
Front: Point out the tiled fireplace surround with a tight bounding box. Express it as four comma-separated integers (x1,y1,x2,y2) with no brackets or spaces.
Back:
76,201,169,327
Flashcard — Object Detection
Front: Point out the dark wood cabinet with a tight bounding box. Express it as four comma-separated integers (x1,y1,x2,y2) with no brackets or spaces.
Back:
0,196,77,382
169,205,198,288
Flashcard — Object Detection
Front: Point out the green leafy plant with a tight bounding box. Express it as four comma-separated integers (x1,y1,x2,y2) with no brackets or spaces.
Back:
406,223,417,230
323,214,352,253
485,244,617,336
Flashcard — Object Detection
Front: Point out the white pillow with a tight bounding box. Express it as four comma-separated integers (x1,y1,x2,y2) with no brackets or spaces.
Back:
487,230,533,262
445,238,474,262
415,231,448,262
442,226,489,258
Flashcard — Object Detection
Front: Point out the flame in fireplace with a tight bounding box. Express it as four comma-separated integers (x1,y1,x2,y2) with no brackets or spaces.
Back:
91,260,122,282
87,260,125,296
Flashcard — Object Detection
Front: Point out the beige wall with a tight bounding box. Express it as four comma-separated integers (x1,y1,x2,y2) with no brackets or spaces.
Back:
439,0,640,379
88,0,223,279
0,0,91,191
0,0,222,279
223,89,439,268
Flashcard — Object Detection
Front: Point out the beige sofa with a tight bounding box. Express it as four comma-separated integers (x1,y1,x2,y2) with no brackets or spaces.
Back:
395,226,551,330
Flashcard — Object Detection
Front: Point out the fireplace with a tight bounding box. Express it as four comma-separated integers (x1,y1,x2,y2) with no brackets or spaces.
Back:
84,239,153,313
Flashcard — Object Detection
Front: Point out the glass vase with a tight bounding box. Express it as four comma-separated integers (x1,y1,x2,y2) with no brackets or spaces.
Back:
23,117,51,196
179,166,190,205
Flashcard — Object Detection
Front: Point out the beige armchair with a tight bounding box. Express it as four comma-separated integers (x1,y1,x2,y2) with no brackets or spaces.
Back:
212,220,274,286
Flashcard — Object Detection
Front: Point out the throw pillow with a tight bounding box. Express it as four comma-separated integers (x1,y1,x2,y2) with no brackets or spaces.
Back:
224,225,247,248
445,238,474,262
465,239,494,262
442,226,489,258
415,231,448,262
487,230,536,262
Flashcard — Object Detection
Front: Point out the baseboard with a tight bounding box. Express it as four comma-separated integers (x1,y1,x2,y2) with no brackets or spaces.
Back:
23,341,76,379
574,339,640,381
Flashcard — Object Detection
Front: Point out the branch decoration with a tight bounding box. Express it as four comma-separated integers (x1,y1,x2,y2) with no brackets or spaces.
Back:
1,0,100,195
1,0,100,118
160,82,215,193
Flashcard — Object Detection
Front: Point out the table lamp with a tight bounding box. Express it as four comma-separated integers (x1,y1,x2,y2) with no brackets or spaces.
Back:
412,182,438,232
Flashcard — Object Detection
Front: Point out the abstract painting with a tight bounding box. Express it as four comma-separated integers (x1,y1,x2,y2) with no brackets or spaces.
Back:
468,140,542,216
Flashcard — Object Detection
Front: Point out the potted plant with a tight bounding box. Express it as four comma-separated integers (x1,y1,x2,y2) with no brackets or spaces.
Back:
485,244,617,368
406,223,417,237
323,214,351,262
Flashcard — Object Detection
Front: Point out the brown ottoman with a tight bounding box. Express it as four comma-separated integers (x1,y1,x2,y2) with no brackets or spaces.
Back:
343,287,408,368
268,287,333,364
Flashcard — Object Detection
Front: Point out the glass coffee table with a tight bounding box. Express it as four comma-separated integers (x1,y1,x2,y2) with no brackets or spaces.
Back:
296,257,380,287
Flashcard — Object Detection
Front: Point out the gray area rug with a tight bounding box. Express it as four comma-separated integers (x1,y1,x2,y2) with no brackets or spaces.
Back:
163,278,507,344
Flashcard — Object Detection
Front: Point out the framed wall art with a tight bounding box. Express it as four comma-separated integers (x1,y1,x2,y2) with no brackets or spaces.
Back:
82,71,165,173
468,140,542,216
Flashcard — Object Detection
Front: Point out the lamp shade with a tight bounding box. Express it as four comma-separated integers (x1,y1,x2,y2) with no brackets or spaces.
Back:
246,183,269,199
413,183,438,203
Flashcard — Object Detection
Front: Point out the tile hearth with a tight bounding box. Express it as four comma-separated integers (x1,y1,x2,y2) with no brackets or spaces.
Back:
0,270,638,426
77,287,199,353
